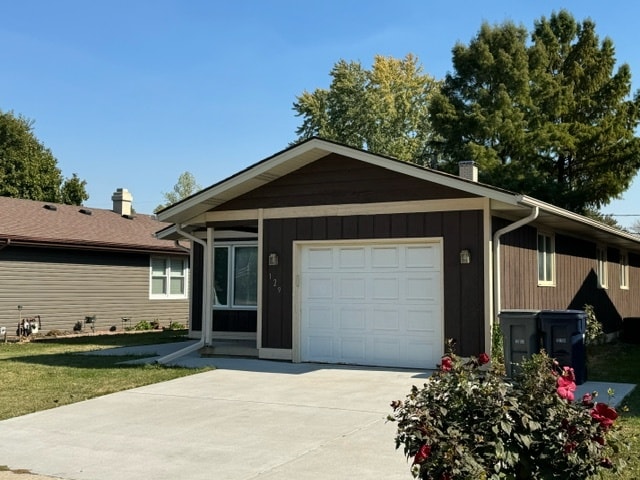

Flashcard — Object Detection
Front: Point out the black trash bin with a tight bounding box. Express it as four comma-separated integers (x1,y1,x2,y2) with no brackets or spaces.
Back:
499,310,541,378
538,310,587,385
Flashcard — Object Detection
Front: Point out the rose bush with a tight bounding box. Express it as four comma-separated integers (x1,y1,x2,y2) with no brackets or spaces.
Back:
389,342,626,479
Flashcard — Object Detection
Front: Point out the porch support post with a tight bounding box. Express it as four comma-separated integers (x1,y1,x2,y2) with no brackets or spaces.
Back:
257,209,264,351
204,226,215,346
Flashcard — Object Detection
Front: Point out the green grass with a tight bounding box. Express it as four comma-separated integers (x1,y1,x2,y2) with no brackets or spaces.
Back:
0,331,211,420
587,341,640,479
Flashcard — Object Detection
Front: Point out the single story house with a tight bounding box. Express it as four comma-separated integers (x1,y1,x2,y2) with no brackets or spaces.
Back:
0,189,190,334
157,138,640,369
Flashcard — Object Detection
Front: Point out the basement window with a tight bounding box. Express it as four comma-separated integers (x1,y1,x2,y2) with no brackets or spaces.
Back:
537,232,555,286
214,244,258,308
150,256,188,299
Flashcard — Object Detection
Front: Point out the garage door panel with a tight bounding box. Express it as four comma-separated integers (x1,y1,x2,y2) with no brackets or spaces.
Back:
338,247,366,268
307,306,332,329
372,277,399,300
338,307,366,330
307,248,333,269
300,241,443,368
339,277,366,299
372,309,400,331
371,246,399,268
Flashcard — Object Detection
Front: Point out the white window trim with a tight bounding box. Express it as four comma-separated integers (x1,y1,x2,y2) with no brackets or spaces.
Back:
537,231,555,286
214,241,258,310
149,256,189,300
596,246,608,289
620,250,629,290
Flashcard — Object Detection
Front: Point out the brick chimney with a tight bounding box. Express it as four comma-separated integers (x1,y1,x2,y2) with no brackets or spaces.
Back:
458,161,478,182
112,188,133,216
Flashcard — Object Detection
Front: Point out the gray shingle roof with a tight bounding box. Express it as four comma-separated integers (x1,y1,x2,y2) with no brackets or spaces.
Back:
0,196,186,254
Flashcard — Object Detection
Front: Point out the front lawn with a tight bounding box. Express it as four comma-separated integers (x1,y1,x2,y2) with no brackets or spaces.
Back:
0,332,211,420
588,341,640,479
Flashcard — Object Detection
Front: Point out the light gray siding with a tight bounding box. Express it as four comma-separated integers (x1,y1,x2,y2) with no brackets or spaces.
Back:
0,246,189,334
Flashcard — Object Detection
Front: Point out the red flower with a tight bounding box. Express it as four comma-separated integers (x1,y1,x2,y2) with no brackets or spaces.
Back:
582,393,593,407
413,444,431,464
478,353,490,365
440,357,452,372
591,403,618,431
557,376,576,402
562,366,576,382
563,441,577,453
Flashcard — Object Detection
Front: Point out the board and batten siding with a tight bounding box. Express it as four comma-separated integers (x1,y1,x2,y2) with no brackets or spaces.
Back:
497,221,640,332
262,210,485,358
0,246,189,333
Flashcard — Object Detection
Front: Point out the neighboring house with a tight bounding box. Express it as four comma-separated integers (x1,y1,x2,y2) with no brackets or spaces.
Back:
156,138,640,369
0,189,190,334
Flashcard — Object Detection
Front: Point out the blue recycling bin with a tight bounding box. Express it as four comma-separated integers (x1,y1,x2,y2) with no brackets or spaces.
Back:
499,310,541,378
538,310,587,385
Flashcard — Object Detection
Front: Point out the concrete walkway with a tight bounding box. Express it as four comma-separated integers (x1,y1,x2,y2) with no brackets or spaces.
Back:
0,343,635,480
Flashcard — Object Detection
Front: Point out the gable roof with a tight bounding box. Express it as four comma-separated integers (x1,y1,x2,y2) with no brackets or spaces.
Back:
157,137,640,253
0,196,186,254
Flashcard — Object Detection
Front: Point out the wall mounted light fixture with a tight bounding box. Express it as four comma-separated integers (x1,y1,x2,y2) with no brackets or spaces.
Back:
460,249,471,264
268,253,279,266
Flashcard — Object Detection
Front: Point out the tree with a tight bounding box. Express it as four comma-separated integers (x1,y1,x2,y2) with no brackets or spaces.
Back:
293,54,439,163
155,171,201,213
0,110,89,205
60,173,89,206
430,10,640,213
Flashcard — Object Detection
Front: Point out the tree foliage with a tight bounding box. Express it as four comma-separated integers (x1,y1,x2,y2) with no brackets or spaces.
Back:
0,110,88,205
430,10,640,213
155,171,201,213
293,54,439,163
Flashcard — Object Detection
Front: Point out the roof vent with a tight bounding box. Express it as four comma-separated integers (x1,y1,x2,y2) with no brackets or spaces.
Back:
122,214,135,220
43,204,58,211
79,208,93,215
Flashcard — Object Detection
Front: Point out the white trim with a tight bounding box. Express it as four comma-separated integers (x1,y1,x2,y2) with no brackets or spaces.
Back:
259,348,292,361
482,198,493,356
257,208,264,350
596,245,608,289
201,198,487,223
620,250,629,290
292,237,444,365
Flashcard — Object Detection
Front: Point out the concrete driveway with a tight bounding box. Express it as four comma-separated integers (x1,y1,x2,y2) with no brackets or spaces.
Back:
0,354,430,480
1,343,635,480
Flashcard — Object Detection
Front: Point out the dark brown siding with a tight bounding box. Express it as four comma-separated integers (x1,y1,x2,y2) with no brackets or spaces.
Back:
497,219,640,332
212,310,257,332
263,211,485,357
190,242,204,331
215,154,479,210
0,246,189,333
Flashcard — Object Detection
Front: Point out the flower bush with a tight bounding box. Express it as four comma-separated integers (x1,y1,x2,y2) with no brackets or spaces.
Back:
389,342,626,479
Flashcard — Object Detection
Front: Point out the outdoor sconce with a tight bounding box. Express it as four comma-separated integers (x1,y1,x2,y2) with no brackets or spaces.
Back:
268,252,279,266
459,249,471,264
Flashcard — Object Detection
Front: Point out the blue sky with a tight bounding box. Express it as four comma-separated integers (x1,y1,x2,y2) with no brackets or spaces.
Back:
1,0,639,227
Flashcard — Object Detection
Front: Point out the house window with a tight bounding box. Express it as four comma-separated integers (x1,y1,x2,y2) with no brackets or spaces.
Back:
150,256,188,299
214,244,258,308
620,251,629,289
596,246,608,289
537,232,555,285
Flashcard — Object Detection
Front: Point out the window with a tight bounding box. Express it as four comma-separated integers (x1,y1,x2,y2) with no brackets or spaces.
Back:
596,246,608,289
537,232,555,285
620,251,629,289
150,256,188,298
214,244,258,308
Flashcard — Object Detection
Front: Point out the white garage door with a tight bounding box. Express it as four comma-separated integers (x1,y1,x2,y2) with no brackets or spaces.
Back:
299,241,443,369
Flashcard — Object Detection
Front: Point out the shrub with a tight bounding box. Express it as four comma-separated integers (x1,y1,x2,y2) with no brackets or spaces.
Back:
132,320,153,331
389,342,626,479
584,304,604,346
167,321,185,330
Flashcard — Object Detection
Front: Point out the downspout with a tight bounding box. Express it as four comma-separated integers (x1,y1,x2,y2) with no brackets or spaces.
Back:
0,238,11,252
493,204,539,322
156,225,208,365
